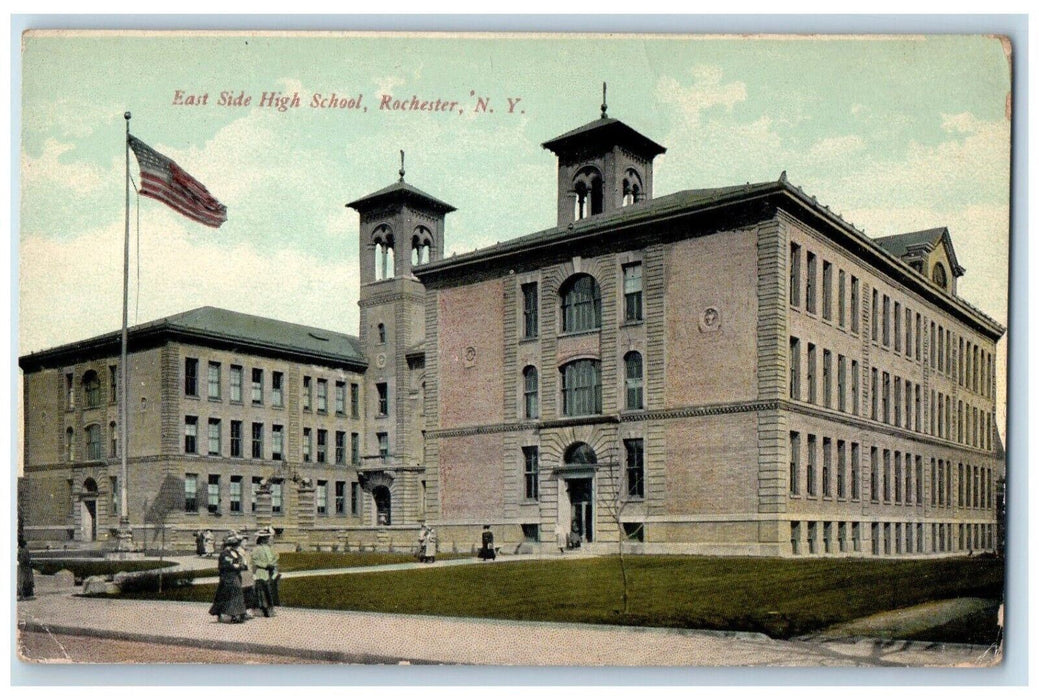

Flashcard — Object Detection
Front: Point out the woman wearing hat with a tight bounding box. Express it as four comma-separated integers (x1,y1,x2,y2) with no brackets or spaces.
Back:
251,527,280,617
208,532,248,623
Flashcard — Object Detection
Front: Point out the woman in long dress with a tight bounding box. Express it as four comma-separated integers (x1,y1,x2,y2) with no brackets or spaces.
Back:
208,533,248,623
251,527,280,617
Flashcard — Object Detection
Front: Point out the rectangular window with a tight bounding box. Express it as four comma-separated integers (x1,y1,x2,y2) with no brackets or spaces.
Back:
303,376,312,411
789,431,800,496
335,430,346,465
806,343,817,404
625,439,645,499
110,476,119,513
377,383,389,416
317,379,328,413
302,428,312,462
351,432,360,465
271,481,283,514
335,381,346,415
272,425,283,461
272,371,284,407
377,432,389,459
790,521,801,555
893,301,902,352
523,446,540,500
789,337,800,400
789,242,801,307
837,269,846,328
184,416,198,454
251,368,263,405
208,361,221,400
316,480,328,515
894,377,902,427
335,481,346,515
883,449,891,502
850,276,860,333
851,360,859,415
822,349,832,408
561,360,602,416
251,422,263,460
317,429,327,463
207,474,220,513
882,372,890,424
806,434,817,497
185,358,199,396
894,452,902,503
870,447,879,502
184,474,198,512
230,476,242,513
915,456,922,505
837,355,846,412
851,442,861,500
351,482,361,516
915,313,922,361
822,260,833,320
109,365,118,404
882,295,891,347
958,463,965,507
230,365,243,403
870,368,878,420
251,477,261,512
805,252,817,313
522,282,539,338
938,324,945,373
871,289,879,341
822,437,832,498
208,418,221,456
230,420,242,458
350,383,360,418
837,439,846,499
905,307,913,358
623,263,643,322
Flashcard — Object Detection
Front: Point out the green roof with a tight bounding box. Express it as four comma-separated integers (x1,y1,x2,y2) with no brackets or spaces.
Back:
19,306,366,371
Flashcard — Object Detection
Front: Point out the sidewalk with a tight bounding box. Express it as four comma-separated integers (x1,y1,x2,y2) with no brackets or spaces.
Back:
16,583,998,667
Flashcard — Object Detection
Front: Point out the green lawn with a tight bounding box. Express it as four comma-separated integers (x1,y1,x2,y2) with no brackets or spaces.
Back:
276,551,470,572
32,559,174,578
127,555,1003,641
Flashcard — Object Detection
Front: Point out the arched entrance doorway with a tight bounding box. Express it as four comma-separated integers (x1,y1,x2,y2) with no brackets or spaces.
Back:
372,485,392,526
563,443,596,542
81,478,98,542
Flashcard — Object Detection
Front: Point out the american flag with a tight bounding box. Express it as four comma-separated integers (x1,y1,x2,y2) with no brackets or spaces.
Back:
128,135,227,228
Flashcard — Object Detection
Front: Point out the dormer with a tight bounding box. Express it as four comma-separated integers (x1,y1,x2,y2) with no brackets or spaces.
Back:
347,174,455,286
874,226,965,297
542,106,666,228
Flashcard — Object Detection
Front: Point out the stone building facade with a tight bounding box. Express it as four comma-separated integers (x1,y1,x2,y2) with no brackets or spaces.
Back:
19,110,1005,557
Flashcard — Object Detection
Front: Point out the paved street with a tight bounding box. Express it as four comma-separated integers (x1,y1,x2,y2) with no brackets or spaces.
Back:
15,555,999,667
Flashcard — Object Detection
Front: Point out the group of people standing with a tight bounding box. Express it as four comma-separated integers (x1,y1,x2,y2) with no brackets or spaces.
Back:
208,527,280,623
417,525,437,563
194,529,216,557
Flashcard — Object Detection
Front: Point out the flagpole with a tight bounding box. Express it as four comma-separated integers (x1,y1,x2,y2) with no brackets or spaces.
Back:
118,111,133,553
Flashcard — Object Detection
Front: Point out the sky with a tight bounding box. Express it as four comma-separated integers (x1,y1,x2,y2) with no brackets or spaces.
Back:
17,32,1012,425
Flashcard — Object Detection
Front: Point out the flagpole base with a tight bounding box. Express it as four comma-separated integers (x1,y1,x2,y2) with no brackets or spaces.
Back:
115,518,135,553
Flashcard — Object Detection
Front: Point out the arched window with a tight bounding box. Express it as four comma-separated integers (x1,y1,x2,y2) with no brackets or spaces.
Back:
412,226,433,266
573,166,604,220
372,225,395,281
560,274,602,333
86,424,102,461
66,427,74,461
624,351,644,411
561,360,602,416
83,370,101,408
377,323,386,344
622,168,643,207
522,366,539,419
932,262,948,290
563,442,597,466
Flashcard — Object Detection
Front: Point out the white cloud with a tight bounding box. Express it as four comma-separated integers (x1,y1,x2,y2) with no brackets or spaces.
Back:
21,137,108,197
655,66,747,127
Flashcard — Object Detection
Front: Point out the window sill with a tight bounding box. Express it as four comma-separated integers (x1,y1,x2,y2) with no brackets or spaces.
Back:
184,395,200,401
620,320,644,329
519,336,539,344
557,329,601,340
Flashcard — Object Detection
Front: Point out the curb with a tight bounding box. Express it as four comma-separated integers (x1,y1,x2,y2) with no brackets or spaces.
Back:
17,619,441,665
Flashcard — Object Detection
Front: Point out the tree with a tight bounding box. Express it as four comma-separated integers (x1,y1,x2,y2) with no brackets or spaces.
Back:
144,474,183,592
599,442,635,615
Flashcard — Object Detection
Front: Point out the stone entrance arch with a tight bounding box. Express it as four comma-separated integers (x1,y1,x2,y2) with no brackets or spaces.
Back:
372,486,392,526
562,442,597,543
80,477,98,542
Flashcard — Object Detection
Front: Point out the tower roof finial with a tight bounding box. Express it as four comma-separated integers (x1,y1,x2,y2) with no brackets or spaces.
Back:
601,82,608,119
399,149,406,182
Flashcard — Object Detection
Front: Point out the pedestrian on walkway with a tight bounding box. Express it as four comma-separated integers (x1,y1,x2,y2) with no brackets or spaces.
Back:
478,525,496,561
235,534,258,615
555,524,567,554
208,533,248,623
203,529,215,557
194,530,206,557
251,527,280,617
17,537,35,601
422,526,437,563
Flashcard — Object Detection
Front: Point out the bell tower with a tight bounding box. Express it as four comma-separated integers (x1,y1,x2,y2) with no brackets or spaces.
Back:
542,84,667,227
347,153,455,527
